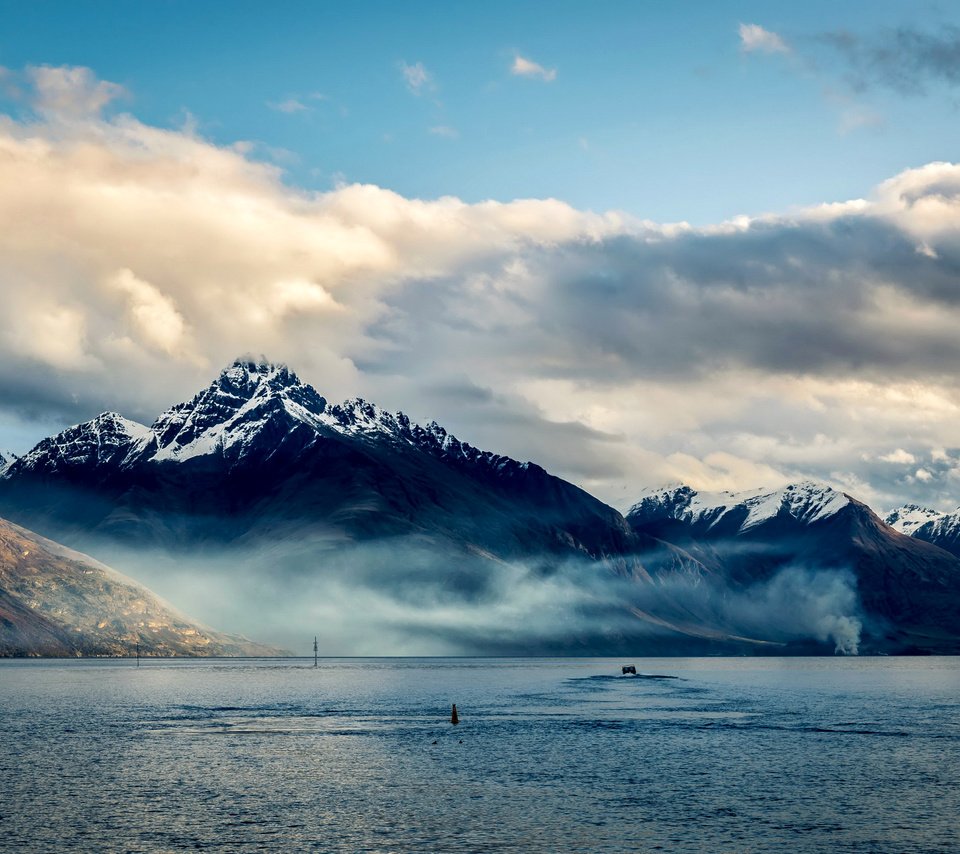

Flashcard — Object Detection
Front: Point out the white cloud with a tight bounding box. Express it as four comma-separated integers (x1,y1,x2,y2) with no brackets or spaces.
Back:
111,268,192,358
739,23,790,55
399,61,433,95
27,64,126,118
269,97,309,114
6,304,93,370
267,92,328,114
511,55,557,82
429,125,459,139
4,65,960,514
879,448,917,464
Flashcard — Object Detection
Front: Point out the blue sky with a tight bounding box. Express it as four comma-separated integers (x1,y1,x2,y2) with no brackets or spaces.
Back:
2,0,957,223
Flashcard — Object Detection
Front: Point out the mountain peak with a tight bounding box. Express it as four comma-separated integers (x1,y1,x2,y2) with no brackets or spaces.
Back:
6,411,152,476
219,357,301,393
150,358,326,461
628,480,850,533
885,504,947,536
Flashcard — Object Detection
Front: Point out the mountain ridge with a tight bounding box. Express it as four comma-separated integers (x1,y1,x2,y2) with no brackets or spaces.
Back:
3,358,960,654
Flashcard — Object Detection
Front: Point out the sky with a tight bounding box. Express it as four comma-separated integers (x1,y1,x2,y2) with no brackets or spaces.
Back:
1,1,960,514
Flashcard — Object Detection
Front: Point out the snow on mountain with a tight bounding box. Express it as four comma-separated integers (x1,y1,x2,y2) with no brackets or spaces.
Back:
11,412,153,475
884,504,946,536
149,360,328,463
627,481,851,534
885,504,960,558
1,358,533,482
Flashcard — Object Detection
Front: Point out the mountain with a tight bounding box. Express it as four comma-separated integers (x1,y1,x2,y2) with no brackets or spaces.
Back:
627,482,960,653
886,505,960,558
0,359,644,572
628,482,851,543
0,359,775,654
0,516,283,657
5,360,960,654
885,504,945,537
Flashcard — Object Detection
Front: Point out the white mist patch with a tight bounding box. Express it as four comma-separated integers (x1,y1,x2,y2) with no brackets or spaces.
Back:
725,567,863,655
90,536,865,656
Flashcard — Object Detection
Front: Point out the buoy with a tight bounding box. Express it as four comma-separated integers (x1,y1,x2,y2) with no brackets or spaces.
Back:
451,703,459,725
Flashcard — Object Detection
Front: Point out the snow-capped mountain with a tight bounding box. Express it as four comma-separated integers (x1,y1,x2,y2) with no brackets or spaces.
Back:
0,358,641,568
885,504,960,558
0,515,282,656
627,480,960,653
0,449,16,474
885,504,945,536
628,482,851,536
7,359,548,489
5,358,960,654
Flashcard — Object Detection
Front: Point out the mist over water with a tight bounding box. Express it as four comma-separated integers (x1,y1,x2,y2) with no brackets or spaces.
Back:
95,537,864,655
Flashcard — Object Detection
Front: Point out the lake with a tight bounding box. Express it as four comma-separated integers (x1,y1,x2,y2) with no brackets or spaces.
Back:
2,657,959,852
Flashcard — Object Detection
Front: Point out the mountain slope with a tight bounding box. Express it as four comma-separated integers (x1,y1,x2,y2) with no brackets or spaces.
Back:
0,517,282,657
627,483,960,653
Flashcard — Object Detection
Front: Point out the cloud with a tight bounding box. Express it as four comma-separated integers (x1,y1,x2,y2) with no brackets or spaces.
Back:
820,25,960,95
111,268,194,358
399,61,433,95
27,64,126,118
5,65,960,514
269,97,309,114
511,55,557,82
739,23,790,55
879,448,916,464
428,125,459,139
267,92,328,114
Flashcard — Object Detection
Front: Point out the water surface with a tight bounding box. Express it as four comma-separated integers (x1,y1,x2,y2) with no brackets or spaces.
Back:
3,657,959,852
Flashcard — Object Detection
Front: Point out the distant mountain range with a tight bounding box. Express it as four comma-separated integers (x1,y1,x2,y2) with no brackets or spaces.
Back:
627,483,960,654
2,358,960,655
0,516,283,657
886,504,960,558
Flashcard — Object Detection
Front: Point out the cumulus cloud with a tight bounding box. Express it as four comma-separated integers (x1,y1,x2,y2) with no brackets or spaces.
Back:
399,60,433,95
111,268,193,358
879,448,916,464
739,23,790,55
27,64,126,118
511,54,558,82
4,65,960,514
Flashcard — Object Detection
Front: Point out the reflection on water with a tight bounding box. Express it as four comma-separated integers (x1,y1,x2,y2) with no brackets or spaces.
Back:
3,657,960,852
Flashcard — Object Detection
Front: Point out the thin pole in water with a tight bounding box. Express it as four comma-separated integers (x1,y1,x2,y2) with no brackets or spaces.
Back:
313,636,318,668
136,640,140,668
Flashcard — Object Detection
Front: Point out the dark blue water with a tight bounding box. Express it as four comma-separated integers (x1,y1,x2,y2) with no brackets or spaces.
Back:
2,657,959,853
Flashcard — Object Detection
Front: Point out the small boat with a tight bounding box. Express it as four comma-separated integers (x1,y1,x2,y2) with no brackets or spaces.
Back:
621,665,636,675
